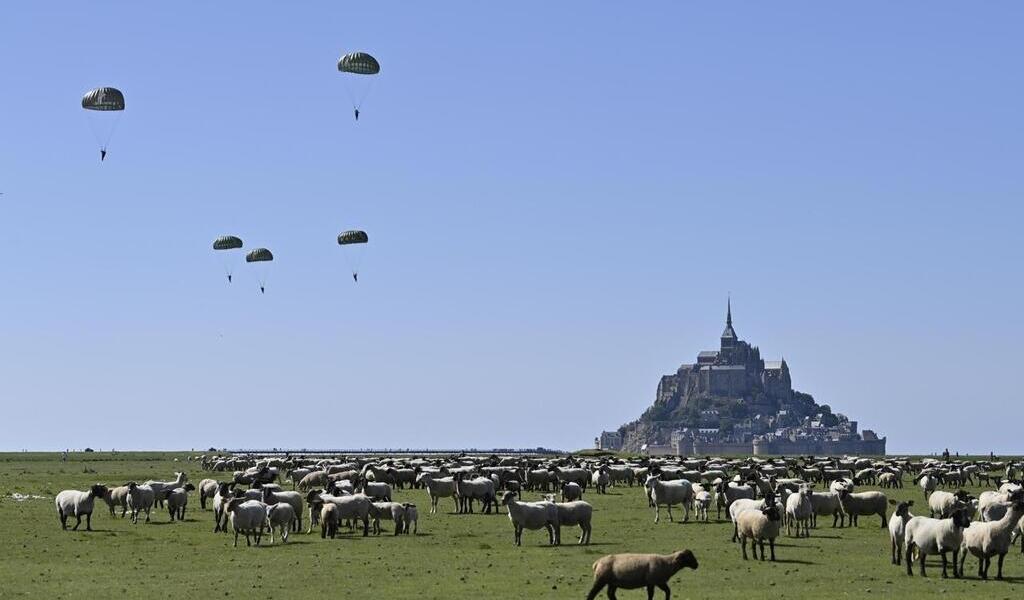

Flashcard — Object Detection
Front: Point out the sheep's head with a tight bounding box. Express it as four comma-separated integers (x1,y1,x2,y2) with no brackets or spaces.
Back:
226,497,246,513
762,504,782,522
644,474,661,489
90,484,108,498
672,549,699,570
184,483,196,492
305,490,323,505
500,491,517,506
951,508,972,528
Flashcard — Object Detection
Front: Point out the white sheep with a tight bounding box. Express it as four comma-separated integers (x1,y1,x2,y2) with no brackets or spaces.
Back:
500,491,558,546
888,499,915,565
928,489,970,518
809,490,846,528
736,503,783,561
562,481,583,502
591,468,609,494
402,503,418,534
164,483,195,521
304,490,371,536
55,484,108,531
226,498,268,547
694,491,712,522
297,470,328,491
417,473,457,514
369,501,407,536
586,551,698,600
904,508,972,578
359,480,393,502
454,475,498,514
320,503,340,538
212,482,234,532
729,498,767,542
261,488,303,532
144,472,187,508
266,502,296,544
785,484,814,538
126,482,155,524
198,478,218,510
550,500,593,545
958,491,1024,579
101,484,130,518
838,489,888,527
916,473,938,501
714,480,755,520
645,474,693,524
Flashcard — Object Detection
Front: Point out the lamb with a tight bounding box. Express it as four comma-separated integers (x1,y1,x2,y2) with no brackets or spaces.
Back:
261,488,303,532
591,468,609,494
586,550,698,600
126,482,155,524
101,484,130,518
736,503,783,561
402,503,418,534
369,501,407,536
266,502,296,544
694,490,712,522
417,473,457,514
888,500,915,565
55,484,108,531
916,473,938,501
809,490,846,528
500,491,558,546
304,490,371,536
212,482,235,532
226,498,268,547
904,508,972,578
958,490,1024,579
550,500,593,545
320,503,340,539
144,472,187,508
645,474,693,524
785,484,814,537
164,483,195,521
198,478,218,510
562,482,583,502
838,489,888,527
929,489,970,518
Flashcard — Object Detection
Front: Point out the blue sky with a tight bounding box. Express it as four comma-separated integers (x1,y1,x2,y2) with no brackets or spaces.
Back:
1,3,1021,453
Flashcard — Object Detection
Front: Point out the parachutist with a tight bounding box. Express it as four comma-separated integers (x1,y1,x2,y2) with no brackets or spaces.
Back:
354,108,359,121
352,273,358,282
100,149,107,161
260,286,265,294
227,274,232,283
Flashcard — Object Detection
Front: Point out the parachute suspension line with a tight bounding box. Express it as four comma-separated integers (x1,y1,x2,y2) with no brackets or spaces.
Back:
102,111,124,152
355,76,377,111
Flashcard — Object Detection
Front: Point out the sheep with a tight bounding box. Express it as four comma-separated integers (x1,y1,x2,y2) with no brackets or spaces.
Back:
261,488,303,532
714,480,755,520
786,484,814,537
550,500,593,545
645,474,693,524
525,468,555,492
101,484,130,518
736,503,783,561
126,482,155,524
453,475,498,514
888,500,915,565
359,480,393,502
212,482,235,532
809,490,846,528
605,465,635,487
55,484,108,531
904,508,972,578
198,478,218,510
297,470,328,491
916,473,938,501
402,503,418,534
694,490,712,522
500,491,558,546
418,474,457,514
164,483,195,521
304,490,371,536
586,550,698,600
369,501,407,536
562,481,583,502
591,468,609,494
286,467,312,489
226,498,268,547
958,491,1024,579
320,503,340,539
838,489,887,527
144,472,187,508
977,490,1015,522
266,502,296,544
929,489,971,518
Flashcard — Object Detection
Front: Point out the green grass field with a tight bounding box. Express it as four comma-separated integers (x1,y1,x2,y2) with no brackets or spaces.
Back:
1,452,1019,599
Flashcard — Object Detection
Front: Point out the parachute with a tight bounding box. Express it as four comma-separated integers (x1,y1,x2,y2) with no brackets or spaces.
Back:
246,248,274,293
82,87,125,161
212,236,244,282
337,230,368,282
337,52,380,120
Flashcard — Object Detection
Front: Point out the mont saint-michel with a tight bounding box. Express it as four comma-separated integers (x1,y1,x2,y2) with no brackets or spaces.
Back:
600,302,886,456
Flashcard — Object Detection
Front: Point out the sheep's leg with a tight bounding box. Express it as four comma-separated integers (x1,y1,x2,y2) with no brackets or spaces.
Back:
939,551,948,578
233,530,239,547
606,584,618,600
741,536,748,560
646,585,655,600
759,539,766,561
72,514,81,531
996,553,1005,580
58,509,67,530
666,504,674,523
769,538,776,561
585,580,605,600
361,516,369,537
85,513,92,531
654,504,660,524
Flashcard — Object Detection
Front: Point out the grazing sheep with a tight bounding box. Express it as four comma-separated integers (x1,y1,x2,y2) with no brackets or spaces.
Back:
261,488,303,532
916,473,938,501
562,482,583,502
320,503,340,539
591,468,609,494
736,503,783,561
402,503,418,534
126,482,155,524
55,484,108,531
212,482,234,532
164,483,195,521
198,479,218,510
645,475,694,524
714,480,755,520
888,500,915,565
605,465,635,487
305,490,371,536
417,473,457,514
729,498,767,542
929,490,971,518
958,491,1024,579
266,502,296,544
101,484,130,518
226,498,268,547
501,491,558,546
586,550,698,600
809,490,846,528
297,470,328,491
369,501,407,536
904,508,972,578
286,468,312,489
454,475,498,514
694,491,712,522
359,480,393,502
838,489,888,527
786,485,814,538
144,472,187,508
550,500,593,545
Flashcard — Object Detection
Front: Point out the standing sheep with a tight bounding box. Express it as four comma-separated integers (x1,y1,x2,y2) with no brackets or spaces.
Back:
126,482,155,525
958,491,1024,579
198,478,218,510
320,503,339,539
500,491,558,546
266,502,296,544
786,484,814,538
888,500,915,565
55,484,108,531
694,490,712,522
586,551,698,600
904,508,972,578
101,484,131,518
645,475,694,524
736,502,783,561
226,498,268,547
164,483,195,521
838,489,888,527
562,482,583,502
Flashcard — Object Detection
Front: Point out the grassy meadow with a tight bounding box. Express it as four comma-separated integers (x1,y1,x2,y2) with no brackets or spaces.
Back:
1,452,1020,599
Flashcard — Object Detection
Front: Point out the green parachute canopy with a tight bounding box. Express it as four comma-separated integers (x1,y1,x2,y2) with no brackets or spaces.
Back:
213,236,243,251
337,230,369,245
337,52,380,75
246,248,274,263
82,87,125,111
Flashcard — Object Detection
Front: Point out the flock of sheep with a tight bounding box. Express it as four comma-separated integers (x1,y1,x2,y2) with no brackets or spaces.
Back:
53,452,1024,598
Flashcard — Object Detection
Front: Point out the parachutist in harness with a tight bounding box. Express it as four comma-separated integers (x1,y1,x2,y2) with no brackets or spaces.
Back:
354,108,360,121
100,149,107,161
352,273,358,282
260,286,265,294
227,274,232,283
